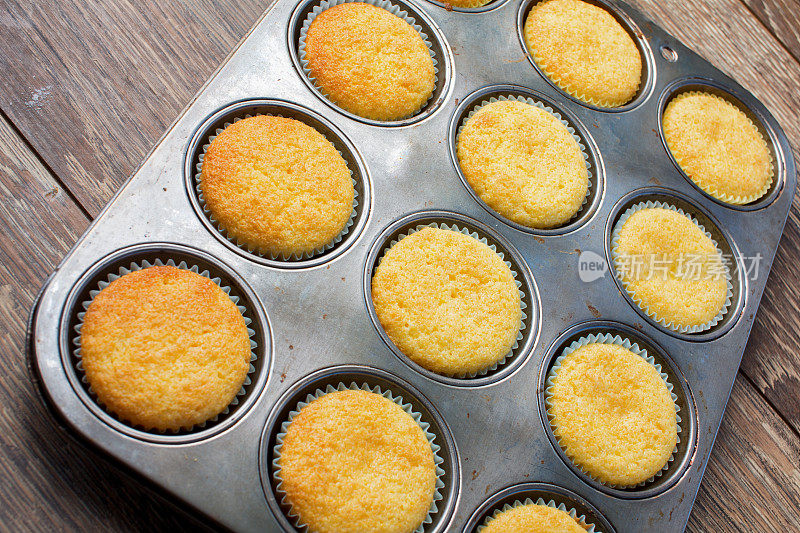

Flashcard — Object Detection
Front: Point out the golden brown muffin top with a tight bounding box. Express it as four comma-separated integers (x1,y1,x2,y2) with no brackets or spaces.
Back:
304,2,435,121
613,207,728,330
524,0,641,107
482,503,587,533
278,389,436,533
371,227,522,376
456,100,588,229
663,91,773,204
80,266,251,431
200,115,354,258
549,342,677,486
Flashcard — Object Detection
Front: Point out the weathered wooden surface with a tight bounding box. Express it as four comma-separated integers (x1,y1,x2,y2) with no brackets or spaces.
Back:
0,0,798,530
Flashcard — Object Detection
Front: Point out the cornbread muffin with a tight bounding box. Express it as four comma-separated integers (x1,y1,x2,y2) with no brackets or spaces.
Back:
613,207,728,330
524,0,642,107
482,503,586,533
80,266,251,431
277,389,436,533
304,2,435,121
200,115,354,258
371,227,522,375
446,0,492,8
456,99,589,228
663,92,773,204
548,341,678,486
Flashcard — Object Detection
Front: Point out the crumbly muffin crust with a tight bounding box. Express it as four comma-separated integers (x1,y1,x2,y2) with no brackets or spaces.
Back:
304,2,435,121
80,266,251,431
549,342,677,486
372,227,522,375
457,99,588,228
278,389,436,533
200,115,354,257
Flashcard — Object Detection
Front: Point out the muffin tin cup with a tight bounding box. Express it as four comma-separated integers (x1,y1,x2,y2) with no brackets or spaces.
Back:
260,365,460,533
297,0,441,123
271,381,446,533
463,482,616,533
376,220,527,379
662,91,774,206
609,200,734,334
538,321,698,500
478,497,599,532
454,91,594,232
544,332,681,489
364,210,540,387
185,99,372,269
195,112,358,262
516,0,655,112
658,78,784,210
60,243,272,444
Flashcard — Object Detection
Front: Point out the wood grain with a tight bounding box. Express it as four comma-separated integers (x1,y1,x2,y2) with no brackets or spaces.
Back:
742,0,800,64
0,0,269,216
0,0,798,530
687,377,800,531
630,0,800,435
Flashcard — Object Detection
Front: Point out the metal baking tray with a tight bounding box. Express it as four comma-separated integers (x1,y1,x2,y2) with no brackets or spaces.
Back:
27,0,796,530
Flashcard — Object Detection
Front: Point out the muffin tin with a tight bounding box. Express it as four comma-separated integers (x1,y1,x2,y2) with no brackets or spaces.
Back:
26,0,796,530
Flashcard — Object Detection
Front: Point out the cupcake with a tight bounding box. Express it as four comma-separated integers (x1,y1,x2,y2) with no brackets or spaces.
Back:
199,115,354,258
481,502,586,533
547,339,678,486
446,0,491,8
79,265,251,431
303,2,435,121
371,226,522,376
456,99,589,229
523,0,642,107
611,205,729,332
276,389,437,533
663,91,773,204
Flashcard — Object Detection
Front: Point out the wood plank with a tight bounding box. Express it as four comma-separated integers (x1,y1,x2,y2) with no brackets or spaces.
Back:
687,376,800,532
742,0,800,64
0,0,270,216
630,0,800,435
0,114,198,532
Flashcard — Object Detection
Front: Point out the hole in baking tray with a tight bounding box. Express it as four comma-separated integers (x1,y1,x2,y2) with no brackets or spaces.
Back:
538,321,698,500
659,45,678,62
287,0,453,126
448,84,604,236
605,187,747,342
363,210,541,387
463,482,617,532
184,99,372,269
657,78,785,211
259,365,460,532
516,0,656,112
59,242,272,444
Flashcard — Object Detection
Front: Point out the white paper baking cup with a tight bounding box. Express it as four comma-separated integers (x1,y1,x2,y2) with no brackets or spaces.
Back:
72,258,258,432
478,497,598,533
663,91,775,205
610,200,733,333
455,94,592,229
523,0,642,108
375,221,528,378
298,0,439,121
545,333,681,488
195,112,358,261
272,382,446,533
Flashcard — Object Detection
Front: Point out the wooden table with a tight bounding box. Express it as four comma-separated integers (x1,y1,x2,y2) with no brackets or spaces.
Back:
1,0,799,530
